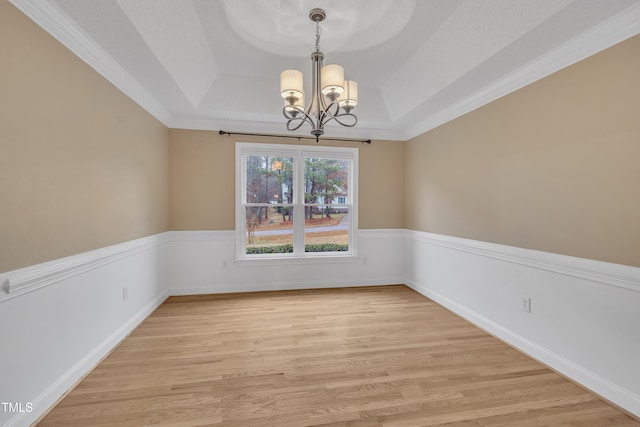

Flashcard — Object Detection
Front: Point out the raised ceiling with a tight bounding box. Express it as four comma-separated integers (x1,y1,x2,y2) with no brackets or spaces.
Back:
11,0,640,141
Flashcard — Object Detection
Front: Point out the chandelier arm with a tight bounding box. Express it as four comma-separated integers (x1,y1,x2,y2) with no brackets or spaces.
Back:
285,114,312,131
317,100,346,126
315,100,335,127
283,106,317,131
322,112,358,128
283,104,307,120
327,99,341,117
286,118,308,132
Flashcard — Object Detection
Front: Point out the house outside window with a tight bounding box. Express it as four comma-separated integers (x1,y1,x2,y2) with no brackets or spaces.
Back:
236,143,358,259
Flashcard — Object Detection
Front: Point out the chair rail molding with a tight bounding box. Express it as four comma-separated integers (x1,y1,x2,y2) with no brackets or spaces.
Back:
0,234,164,302
403,229,640,417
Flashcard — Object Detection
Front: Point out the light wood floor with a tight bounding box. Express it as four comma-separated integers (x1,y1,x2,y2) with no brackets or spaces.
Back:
38,285,639,426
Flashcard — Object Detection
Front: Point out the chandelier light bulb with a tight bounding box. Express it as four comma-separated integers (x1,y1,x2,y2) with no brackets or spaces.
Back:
280,69,303,102
321,64,345,101
338,80,358,113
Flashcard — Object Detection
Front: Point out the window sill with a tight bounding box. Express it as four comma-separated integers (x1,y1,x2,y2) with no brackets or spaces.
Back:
234,255,361,267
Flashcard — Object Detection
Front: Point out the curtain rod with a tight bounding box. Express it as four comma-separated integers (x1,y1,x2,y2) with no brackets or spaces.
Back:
218,130,372,145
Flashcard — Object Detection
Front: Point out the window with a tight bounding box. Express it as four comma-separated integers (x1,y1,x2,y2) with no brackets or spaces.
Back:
236,143,358,259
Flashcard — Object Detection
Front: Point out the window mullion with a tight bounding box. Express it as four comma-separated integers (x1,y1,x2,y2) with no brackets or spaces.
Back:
236,151,246,257
347,203,353,255
237,142,357,259
293,155,305,256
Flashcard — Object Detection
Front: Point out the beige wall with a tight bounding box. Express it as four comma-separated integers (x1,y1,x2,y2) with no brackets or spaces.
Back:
405,35,640,267
169,130,404,230
0,2,170,273
5,0,637,271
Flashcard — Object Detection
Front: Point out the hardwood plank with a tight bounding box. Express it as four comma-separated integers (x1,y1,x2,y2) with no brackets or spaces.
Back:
36,285,639,426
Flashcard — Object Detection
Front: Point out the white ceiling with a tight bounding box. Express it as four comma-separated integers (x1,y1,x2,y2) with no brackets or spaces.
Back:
11,0,640,141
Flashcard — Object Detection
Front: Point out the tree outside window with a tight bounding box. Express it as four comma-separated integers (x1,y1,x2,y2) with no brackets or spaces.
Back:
236,143,358,258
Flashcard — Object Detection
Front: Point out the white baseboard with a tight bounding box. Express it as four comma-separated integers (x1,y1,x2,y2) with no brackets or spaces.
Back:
7,290,169,427
1,229,406,427
167,277,402,297
407,279,640,417
404,230,640,418
0,234,170,427
4,228,640,425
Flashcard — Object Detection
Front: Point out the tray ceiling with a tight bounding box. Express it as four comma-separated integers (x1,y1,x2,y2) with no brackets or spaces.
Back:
11,0,640,140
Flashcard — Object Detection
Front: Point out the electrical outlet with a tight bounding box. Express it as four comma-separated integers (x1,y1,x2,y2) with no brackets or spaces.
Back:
222,260,229,270
521,297,531,313
122,286,129,301
362,256,368,264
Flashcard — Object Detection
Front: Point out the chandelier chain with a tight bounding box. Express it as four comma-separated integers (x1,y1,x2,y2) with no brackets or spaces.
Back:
315,21,321,52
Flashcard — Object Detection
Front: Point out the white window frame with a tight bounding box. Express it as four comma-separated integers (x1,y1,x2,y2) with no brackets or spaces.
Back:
235,142,359,261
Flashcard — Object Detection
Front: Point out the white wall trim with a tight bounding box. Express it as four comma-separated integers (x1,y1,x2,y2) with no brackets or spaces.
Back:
1,234,170,427
0,234,165,302
404,230,640,417
233,256,363,267
8,0,172,127
164,228,407,297
11,0,640,142
406,279,640,418
167,278,401,297
404,3,640,139
6,290,169,427
5,229,640,424
407,230,640,293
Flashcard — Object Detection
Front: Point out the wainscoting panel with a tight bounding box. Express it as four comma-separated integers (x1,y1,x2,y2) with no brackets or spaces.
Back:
3,229,639,426
0,229,406,426
403,230,640,418
0,235,170,427
164,229,407,295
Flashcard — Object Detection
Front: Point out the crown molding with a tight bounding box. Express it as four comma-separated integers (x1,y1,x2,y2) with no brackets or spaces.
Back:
404,3,640,140
9,0,173,126
10,0,640,141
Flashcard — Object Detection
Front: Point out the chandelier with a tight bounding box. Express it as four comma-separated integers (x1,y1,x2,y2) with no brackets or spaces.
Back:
280,8,358,141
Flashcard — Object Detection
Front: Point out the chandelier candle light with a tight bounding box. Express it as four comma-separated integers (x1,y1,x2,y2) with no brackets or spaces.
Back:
280,8,358,141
